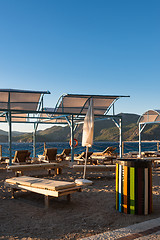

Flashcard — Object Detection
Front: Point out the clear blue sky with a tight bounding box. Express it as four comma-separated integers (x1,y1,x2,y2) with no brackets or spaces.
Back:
0,0,160,131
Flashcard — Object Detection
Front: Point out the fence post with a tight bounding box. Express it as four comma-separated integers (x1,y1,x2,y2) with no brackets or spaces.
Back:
44,142,46,151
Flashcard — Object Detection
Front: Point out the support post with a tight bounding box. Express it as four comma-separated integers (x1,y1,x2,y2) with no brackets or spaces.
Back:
139,124,141,157
33,123,36,158
45,195,49,209
157,142,159,152
138,123,146,157
119,118,122,158
70,115,74,162
0,145,2,159
8,111,12,165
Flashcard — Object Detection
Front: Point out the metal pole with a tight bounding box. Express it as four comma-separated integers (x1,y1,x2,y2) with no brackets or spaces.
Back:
33,123,36,157
139,123,141,156
119,118,122,158
71,115,74,162
8,111,12,165
83,146,88,179
0,145,2,159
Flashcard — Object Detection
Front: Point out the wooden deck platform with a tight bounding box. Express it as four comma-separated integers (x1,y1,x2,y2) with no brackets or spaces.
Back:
5,176,81,208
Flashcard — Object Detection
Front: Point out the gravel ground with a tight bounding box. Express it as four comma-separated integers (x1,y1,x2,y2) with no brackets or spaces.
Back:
0,163,160,240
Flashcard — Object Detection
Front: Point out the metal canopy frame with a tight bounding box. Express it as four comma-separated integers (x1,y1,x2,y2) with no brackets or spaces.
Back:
138,110,160,155
0,90,130,164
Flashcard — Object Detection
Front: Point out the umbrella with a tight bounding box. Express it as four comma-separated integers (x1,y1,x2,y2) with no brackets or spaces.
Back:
82,98,94,180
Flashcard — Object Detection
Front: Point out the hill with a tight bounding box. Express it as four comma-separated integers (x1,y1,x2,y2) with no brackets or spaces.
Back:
0,113,160,142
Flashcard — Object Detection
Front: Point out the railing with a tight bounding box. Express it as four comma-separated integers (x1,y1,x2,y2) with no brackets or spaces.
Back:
0,141,159,159
122,141,160,155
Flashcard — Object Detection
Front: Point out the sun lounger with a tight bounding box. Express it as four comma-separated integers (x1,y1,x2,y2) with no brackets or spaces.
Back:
42,148,58,163
123,151,139,158
141,157,160,168
57,148,71,161
90,155,117,165
73,164,116,172
74,151,93,164
7,162,63,176
92,147,117,157
141,151,160,157
4,176,81,208
12,150,31,164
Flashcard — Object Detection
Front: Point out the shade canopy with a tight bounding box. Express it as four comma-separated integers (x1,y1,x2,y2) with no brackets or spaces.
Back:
39,94,129,124
0,91,129,125
138,110,160,123
0,89,50,123
54,94,129,115
0,90,129,163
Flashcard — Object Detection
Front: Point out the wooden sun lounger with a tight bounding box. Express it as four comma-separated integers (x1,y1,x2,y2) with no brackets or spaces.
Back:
5,176,81,208
73,164,116,172
90,156,116,165
141,157,160,168
7,163,63,176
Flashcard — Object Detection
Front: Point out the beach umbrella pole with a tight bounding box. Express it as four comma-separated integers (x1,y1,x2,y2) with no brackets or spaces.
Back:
83,146,88,179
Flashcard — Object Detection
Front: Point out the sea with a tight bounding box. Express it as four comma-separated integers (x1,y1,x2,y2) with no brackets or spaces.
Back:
0,141,159,158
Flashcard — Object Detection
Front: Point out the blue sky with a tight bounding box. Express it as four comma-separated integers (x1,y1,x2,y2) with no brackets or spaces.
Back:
0,0,160,131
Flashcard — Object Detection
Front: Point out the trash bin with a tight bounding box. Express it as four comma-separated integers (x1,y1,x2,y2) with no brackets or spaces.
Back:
116,158,152,215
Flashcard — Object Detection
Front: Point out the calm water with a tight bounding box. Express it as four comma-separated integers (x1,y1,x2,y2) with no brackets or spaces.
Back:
0,141,159,158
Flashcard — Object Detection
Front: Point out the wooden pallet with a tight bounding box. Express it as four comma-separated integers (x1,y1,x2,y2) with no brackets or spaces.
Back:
5,176,81,208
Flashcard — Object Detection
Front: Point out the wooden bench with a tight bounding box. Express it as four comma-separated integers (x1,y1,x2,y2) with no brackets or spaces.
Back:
7,163,63,176
4,176,81,208
73,164,116,172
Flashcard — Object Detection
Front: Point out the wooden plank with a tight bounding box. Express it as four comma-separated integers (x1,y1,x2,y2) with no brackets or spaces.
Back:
123,166,128,213
130,167,135,214
5,176,76,191
4,182,81,198
7,163,60,171
30,180,76,191
73,165,115,172
144,168,148,215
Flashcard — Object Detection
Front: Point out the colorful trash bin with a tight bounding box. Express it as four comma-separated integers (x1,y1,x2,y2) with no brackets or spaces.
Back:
116,158,152,215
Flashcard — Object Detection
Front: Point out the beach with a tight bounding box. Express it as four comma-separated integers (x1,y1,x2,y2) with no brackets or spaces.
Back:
1,164,160,240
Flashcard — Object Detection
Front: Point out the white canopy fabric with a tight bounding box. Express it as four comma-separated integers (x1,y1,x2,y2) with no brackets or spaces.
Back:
0,89,45,110
0,89,50,122
138,110,160,123
39,94,128,124
0,91,129,124
55,94,127,115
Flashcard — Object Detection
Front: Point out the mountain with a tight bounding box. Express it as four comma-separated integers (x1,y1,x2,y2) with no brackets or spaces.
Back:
0,130,28,142
0,113,160,142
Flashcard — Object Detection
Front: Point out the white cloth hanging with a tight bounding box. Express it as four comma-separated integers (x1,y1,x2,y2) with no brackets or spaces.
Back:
82,98,94,147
